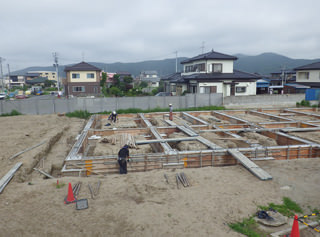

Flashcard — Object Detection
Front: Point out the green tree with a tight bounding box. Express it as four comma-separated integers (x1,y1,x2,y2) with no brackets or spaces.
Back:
140,81,148,88
109,86,122,96
44,80,55,88
123,76,133,84
113,74,120,87
152,88,159,95
100,72,107,87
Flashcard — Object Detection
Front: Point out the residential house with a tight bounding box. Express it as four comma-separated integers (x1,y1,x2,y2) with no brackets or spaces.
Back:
294,61,320,88
25,72,41,82
162,50,260,96
5,74,26,88
64,62,102,97
28,71,57,81
106,72,116,88
139,70,160,92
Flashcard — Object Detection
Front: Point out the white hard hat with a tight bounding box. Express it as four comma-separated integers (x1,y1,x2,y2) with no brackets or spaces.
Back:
112,111,116,114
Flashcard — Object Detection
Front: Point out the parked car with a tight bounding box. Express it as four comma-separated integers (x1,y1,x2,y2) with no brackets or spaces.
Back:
0,93,6,100
15,90,28,99
155,92,172,96
15,94,27,99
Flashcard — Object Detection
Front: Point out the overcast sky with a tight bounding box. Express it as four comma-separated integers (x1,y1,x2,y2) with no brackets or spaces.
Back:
0,0,319,71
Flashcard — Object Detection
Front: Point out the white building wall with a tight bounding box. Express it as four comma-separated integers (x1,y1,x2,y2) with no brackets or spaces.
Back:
182,59,234,75
198,82,224,93
206,60,234,73
198,81,256,96
235,82,256,96
296,70,320,82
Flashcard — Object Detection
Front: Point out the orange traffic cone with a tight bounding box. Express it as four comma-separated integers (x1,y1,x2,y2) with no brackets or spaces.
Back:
64,182,76,204
290,215,300,237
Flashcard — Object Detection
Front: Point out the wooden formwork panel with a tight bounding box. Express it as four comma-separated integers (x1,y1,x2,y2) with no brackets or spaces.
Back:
91,128,148,137
213,112,247,124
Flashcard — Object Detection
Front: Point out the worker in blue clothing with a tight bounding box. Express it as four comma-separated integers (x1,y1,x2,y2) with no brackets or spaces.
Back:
118,145,130,174
108,111,118,123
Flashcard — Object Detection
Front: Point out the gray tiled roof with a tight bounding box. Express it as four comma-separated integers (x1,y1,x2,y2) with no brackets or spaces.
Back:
294,61,320,70
64,62,101,72
181,50,237,64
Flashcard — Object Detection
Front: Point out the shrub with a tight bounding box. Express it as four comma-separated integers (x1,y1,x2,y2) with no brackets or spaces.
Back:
0,110,22,117
66,110,91,119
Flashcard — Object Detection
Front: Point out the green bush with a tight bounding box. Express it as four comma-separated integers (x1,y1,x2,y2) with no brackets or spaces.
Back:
0,110,22,117
66,110,91,119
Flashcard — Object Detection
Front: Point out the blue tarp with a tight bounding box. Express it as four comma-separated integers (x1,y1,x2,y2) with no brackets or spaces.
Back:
305,88,320,101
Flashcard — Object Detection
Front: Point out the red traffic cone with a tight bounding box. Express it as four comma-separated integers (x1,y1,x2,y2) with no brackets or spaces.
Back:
290,215,300,237
64,182,76,204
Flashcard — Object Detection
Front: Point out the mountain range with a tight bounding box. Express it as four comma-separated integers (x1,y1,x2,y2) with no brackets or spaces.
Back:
11,52,320,78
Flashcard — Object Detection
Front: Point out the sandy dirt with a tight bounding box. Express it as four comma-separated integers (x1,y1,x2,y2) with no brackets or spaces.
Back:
0,114,320,237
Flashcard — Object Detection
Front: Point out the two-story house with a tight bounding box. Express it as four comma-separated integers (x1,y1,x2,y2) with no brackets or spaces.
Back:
294,61,320,88
64,62,102,97
139,70,160,92
161,50,260,96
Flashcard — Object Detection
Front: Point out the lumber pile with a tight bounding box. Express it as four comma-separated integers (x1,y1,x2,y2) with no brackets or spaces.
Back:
120,133,137,148
0,162,23,193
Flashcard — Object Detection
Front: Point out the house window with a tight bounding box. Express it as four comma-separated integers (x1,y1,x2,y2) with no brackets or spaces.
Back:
185,65,193,73
72,86,85,92
185,64,205,73
87,73,95,79
298,72,309,79
194,63,205,72
236,87,246,93
212,63,222,73
72,73,80,79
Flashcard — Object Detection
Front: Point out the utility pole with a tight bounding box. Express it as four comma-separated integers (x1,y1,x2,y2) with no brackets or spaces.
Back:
0,57,5,92
7,64,11,90
281,65,286,86
174,51,178,73
52,52,60,94
201,41,205,54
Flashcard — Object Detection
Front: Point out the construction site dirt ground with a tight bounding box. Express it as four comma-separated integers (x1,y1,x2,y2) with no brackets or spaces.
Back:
0,114,320,236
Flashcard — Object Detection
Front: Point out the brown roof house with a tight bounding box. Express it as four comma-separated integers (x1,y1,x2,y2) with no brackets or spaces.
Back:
64,62,102,97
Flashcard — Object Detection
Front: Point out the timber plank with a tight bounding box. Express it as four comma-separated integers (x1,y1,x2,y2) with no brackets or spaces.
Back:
228,149,272,181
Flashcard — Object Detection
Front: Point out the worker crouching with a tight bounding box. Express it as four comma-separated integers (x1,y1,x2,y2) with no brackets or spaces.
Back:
118,145,130,174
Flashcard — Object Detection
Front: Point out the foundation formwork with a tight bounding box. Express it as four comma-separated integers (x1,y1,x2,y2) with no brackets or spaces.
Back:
61,108,320,180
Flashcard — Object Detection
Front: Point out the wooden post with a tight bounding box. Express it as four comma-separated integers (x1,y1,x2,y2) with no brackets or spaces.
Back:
200,151,202,168
144,155,147,171
309,146,312,158
211,151,215,167
297,146,300,159
287,147,290,160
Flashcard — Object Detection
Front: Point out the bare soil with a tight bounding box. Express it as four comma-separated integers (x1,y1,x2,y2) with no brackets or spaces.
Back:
0,114,319,237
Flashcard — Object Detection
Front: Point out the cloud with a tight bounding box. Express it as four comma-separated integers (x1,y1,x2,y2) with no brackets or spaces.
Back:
0,0,320,70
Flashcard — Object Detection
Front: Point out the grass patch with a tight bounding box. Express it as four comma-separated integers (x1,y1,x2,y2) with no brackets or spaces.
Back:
228,217,263,237
0,110,22,117
67,106,225,119
230,197,303,236
65,110,91,119
99,105,225,115
258,197,302,217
